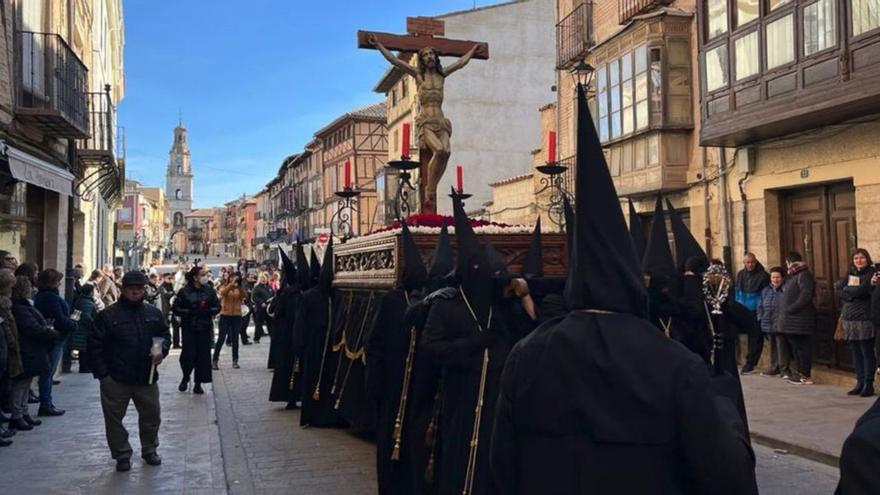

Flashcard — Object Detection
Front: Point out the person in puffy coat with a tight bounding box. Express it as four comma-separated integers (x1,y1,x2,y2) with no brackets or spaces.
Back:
836,249,876,397
9,276,59,431
33,268,77,416
776,252,817,385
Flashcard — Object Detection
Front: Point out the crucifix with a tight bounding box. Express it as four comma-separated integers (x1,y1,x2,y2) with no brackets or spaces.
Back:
358,17,489,214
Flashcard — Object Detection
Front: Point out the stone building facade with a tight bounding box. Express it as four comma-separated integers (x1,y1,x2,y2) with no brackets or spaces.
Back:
166,123,195,255
0,0,125,286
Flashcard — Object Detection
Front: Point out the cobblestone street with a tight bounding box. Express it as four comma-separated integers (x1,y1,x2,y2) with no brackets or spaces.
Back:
0,325,847,494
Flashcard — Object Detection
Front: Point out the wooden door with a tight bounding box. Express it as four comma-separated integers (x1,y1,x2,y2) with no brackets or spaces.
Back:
782,182,856,369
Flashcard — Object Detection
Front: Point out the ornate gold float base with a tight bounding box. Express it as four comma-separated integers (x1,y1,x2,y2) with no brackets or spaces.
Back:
332,231,567,289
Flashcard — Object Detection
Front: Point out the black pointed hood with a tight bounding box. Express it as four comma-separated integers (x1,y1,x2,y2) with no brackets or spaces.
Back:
317,237,334,294
399,222,427,291
628,199,647,262
309,248,321,284
521,218,544,279
278,247,297,286
295,242,311,289
563,196,574,270
665,198,707,273
427,223,454,284
563,85,647,317
452,187,493,323
641,195,676,282
484,238,511,282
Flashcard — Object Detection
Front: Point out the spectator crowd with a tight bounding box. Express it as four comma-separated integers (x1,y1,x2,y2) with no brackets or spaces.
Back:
0,250,280,451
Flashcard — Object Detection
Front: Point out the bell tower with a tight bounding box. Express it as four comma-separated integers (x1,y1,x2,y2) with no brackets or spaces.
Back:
166,119,194,253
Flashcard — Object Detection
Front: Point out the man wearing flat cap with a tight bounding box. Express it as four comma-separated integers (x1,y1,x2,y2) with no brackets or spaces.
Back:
89,271,171,472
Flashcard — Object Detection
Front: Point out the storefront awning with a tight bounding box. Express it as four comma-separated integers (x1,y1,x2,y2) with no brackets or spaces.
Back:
3,144,74,196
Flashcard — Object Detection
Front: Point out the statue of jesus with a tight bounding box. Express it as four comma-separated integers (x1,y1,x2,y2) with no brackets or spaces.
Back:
371,37,478,213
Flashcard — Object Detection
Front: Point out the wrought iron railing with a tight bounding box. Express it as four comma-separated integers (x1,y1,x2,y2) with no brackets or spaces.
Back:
15,31,88,135
618,0,672,24
559,155,576,197
556,2,594,69
79,85,114,154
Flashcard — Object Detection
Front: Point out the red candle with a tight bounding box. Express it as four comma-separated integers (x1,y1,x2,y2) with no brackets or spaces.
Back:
548,131,556,164
344,160,351,189
456,165,463,193
402,123,411,158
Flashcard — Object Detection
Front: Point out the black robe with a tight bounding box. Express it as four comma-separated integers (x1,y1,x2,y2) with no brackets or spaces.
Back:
422,292,513,495
268,286,303,403
491,310,758,495
366,289,415,494
294,287,344,427
675,274,713,363
837,397,880,494
404,299,443,495
334,290,377,431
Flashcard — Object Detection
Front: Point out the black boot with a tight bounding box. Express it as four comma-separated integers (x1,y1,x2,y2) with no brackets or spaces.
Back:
861,382,875,397
10,418,32,431
848,382,864,395
193,382,204,395
178,378,189,392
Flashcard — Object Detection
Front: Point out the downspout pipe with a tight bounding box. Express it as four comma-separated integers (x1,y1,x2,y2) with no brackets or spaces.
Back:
701,147,711,259
718,148,732,269
738,171,750,255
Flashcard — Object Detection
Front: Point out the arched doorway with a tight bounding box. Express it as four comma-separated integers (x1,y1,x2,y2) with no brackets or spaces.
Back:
170,229,187,258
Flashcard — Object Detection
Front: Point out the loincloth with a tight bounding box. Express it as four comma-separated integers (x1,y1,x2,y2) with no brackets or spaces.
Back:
416,115,452,140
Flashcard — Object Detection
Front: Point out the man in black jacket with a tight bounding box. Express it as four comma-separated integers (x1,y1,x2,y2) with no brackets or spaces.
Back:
89,271,171,472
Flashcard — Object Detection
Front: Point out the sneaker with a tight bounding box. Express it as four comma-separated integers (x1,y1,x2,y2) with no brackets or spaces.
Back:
142,452,162,466
232,361,240,369
740,366,756,375
790,377,813,385
760,369,780,377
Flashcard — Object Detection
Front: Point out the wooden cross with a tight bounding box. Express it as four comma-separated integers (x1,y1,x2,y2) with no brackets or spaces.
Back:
357,17,490,59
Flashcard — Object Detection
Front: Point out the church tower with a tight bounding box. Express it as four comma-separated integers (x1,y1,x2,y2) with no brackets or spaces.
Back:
166,121,194,248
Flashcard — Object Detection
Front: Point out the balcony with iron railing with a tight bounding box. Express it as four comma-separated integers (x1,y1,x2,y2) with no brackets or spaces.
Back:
14,31,88,138
556,2,594,70
618,0,673,24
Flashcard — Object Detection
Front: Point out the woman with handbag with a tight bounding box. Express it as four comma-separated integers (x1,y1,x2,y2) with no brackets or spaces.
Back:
835,248,876,397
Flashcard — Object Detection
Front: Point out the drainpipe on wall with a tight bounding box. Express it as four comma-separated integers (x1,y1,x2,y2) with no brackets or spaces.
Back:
65,138,76,304
718,148,732,269
701,147,712,259
738,170,750,255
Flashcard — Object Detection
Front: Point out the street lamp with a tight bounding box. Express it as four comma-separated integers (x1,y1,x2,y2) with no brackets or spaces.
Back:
570,60,595,89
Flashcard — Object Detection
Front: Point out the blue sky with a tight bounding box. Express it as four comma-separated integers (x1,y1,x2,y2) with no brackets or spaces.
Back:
120,0,500,208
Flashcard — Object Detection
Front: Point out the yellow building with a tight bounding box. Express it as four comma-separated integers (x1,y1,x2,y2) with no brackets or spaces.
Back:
138,187,166,265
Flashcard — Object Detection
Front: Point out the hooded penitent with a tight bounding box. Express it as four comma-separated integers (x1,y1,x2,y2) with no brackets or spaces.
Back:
317,237,334,294
641,194,676,283
666,198,707,273
279,247,297,286
452,188,493,324
563,85,647,317
310,248,322,286
295,242,312,290
629,199,647,263
400,222,428,292
489,83,758,495
427,223,455,291
294,233,344,428
521,218,544,279
366,222,427,494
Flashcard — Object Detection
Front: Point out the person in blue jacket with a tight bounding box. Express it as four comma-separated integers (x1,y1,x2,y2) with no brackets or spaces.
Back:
735,253,770,375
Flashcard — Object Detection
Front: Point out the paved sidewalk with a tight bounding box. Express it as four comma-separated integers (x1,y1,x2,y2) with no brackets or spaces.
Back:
742,373,875,465
0,348,226,495
210,337,377,495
